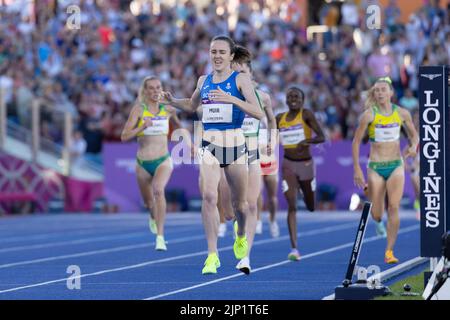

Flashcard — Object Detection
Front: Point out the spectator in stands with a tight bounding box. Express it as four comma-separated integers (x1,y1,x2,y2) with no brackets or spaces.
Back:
1,0,449,153
70,130,87,166
399,88,419,111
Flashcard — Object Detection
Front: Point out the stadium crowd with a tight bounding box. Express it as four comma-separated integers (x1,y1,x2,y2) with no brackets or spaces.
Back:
1,0,449,160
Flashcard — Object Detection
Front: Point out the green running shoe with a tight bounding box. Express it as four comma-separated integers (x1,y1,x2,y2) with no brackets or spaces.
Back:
414,199,420,210
202,253,221,275
149,217,157,235
233,235,248,260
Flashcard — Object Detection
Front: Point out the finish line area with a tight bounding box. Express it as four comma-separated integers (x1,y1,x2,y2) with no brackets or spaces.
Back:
0,210,420,300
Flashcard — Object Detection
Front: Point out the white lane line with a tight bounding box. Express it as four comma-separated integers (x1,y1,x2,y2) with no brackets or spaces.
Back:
0,221,202,245
0,222,355,269
0,232,147,254
0,234,207,269
0,216,352,254
143,225,420,300
0,222,358,294
0,223,203,254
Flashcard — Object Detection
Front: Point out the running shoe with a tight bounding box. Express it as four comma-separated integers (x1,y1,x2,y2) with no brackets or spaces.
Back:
233,235,248,260
384,250,399,264
270,221,280,238
374,220,387,238
288,249,301,261
149,217,157,235
155,235,167,251
255,220,263,234
414,200,420,221
218,223,227,238
414,199,420,211
236,256,251,275
202,253,221,274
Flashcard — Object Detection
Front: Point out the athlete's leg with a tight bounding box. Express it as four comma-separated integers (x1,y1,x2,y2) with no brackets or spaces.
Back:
367,169,387,222
224,161,249,262
264,173,279,223
199,151,222,255
136,164,155,233
411,172,420,219
282,160,300,250
224,163,249,238
246,162,261,255
296,160,316,212
217,189,227,238
218,189,225,224
299,179,315,212
151,158,173,237
385,166,405,253
257,192,263,221
218,168,234,220
411,174,420,201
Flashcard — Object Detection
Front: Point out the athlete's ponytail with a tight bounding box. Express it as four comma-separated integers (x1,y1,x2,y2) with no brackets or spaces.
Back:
364,86,377,111
233,45,252,69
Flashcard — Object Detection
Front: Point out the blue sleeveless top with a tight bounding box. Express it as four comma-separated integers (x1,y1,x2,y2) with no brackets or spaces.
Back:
200,71,246,131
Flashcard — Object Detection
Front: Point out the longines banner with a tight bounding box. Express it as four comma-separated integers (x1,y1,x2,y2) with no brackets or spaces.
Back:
419,66,450,257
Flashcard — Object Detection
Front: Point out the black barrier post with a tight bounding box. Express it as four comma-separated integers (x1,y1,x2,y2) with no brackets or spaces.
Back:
419,66,450,291
335,201,390,300
419,65,449,258
343,201,371,286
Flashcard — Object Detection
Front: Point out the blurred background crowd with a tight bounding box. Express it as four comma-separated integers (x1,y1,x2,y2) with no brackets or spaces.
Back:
1,0,449,163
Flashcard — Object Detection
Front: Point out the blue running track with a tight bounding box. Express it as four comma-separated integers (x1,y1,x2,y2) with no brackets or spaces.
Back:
0,210,421,300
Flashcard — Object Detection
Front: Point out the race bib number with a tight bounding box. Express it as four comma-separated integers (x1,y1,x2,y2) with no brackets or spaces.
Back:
242,115,259,134
279,124,305,146
143,116,169,135
202,103,233,123
374,123,400,142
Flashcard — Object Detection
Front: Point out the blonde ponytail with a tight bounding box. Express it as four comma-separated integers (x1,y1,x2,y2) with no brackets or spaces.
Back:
364,86,377,111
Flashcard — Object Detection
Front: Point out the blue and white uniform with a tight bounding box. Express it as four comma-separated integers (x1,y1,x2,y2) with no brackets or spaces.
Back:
199,71,247,167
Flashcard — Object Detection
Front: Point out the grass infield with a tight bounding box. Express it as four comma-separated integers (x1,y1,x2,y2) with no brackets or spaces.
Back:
375,270,426,300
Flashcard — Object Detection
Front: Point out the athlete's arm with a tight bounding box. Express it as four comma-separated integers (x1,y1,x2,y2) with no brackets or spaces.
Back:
352,109,373,189
193,107,203,157
399,107,419,159
275,113,283,145
120,105,150,142
300,109,326,146
167,106,182,129
167,106,193,153
259,90,277,130
161,76,206,112
260,90,277,155
209,73,264,120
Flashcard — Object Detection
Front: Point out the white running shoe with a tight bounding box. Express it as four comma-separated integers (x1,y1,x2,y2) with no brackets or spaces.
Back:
155,235,167,251
218,223,227,238
270,221,280,238
255,220,263,234
236,256,251,275
374,220,387,238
